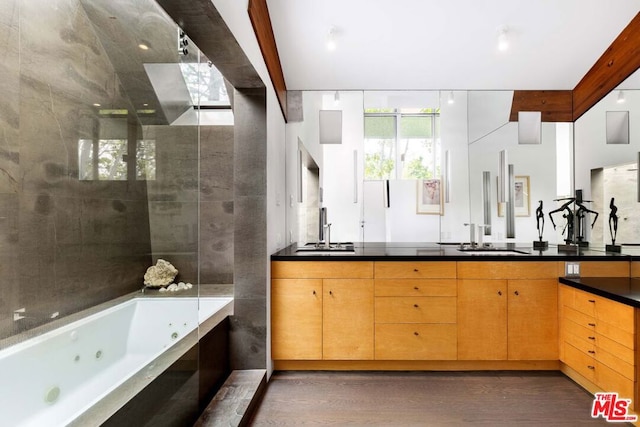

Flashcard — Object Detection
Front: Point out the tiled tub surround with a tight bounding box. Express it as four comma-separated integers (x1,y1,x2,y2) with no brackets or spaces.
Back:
0,294,233,427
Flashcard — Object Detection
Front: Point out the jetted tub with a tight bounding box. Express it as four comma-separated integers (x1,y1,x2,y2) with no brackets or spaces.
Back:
0,296,233,427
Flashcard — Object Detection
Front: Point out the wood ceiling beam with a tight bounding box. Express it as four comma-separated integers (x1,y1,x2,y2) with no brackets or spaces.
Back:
248,0,288,122
509,90,573,122
572,12,640,121
510,13,639,123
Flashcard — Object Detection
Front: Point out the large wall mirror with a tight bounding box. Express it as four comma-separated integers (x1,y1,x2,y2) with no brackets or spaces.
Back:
288,74,638,247
575,69,640,249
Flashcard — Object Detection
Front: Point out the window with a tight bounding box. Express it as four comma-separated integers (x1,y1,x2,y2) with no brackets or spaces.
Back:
79,139,156,181
179,61,230,107
364,108,440,180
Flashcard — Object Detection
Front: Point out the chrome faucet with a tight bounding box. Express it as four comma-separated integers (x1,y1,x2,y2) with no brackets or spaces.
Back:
323,223,332,249
319,207,328,245
463,223,476,248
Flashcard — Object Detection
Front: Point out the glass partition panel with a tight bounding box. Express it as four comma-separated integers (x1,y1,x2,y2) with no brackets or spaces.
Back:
0,0,233,424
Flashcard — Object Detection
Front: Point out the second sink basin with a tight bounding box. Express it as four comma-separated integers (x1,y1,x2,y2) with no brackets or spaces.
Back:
296,242,355,253
458,247,529,255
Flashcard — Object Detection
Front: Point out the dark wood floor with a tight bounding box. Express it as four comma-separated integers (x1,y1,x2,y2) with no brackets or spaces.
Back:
248,371,625,426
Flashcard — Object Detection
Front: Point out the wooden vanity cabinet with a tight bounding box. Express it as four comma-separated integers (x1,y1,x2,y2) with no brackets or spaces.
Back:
271,278,322,360
457,262,558,361
457,279,507,359
271,261,374,361
373,261,457,360
323,278,374,360
559,284,637,406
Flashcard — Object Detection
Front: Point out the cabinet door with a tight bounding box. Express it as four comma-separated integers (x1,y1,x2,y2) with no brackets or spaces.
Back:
457,279,507,360
271,279,322,360
507,279,558,360
323,279,374,360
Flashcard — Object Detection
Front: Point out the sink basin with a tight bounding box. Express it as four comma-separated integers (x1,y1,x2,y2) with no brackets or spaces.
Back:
458,248,529,255
296,242,355,253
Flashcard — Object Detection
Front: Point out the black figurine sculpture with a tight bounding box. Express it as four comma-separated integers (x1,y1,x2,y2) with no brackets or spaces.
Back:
606,197,621,253
574,197,598,246
533,200,548,249
549,197,576,245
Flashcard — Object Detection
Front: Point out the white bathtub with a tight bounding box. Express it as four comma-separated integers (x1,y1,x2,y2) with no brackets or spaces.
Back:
0,296,233,427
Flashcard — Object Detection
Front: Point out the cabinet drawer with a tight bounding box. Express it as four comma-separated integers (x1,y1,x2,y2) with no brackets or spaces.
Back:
563,329,596,357
563,343,596,382
375,324,457,360
571,289,635,334
375,279,456,297
564,318,597,345
597,361,635,401
563,306,595,331
594,296,635,334
596,347,634,381
596,334,635,367
271,261,374,279
572,289,596,317
596,321,635,350
457,261,558,279
374,262,456,279
375,297,456,324
559,284,574,309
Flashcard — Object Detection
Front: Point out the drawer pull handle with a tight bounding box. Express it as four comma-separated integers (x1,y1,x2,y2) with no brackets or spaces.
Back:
414,286,419,290
588,323,596,327
414,331,419,336
588,336,595,340
497,291,502,296
414,304,419,308
588,350,596,354
588,365,595,370
313,290,316,295
329,290,333,296
514,290,519,296
588,299,595,303
413,269,419,272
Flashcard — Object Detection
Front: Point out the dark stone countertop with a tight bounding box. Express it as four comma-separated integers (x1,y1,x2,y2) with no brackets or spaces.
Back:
559,277,640,308
271,242,636,262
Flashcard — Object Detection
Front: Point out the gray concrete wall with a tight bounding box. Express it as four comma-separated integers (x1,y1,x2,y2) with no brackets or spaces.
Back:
232,88,267,370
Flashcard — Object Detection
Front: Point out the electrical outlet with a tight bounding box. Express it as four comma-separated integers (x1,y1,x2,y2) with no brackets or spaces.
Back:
565,261,581,277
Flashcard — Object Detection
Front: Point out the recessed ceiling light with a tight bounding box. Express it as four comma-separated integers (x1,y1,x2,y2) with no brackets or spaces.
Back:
326,27,337,51
138,43,149,51
497,26,509,52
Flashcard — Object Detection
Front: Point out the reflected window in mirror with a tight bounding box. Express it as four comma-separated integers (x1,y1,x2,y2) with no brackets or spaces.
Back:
364,108,440,180
136,140,157,180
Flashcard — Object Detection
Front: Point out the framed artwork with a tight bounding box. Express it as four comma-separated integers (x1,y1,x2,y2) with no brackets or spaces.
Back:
498,175,530,217
417,178,443,215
